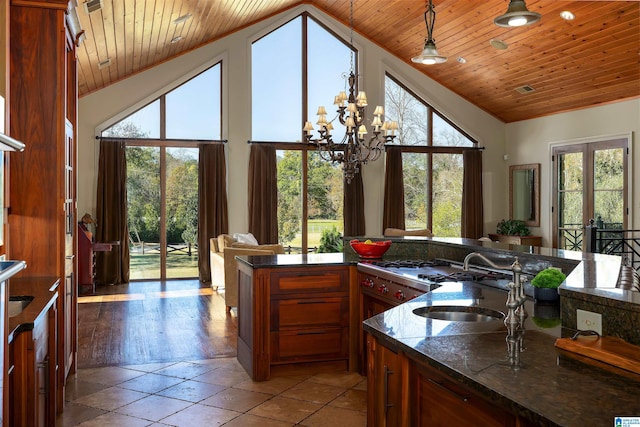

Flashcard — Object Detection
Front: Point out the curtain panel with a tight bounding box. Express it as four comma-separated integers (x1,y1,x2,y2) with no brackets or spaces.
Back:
248,144,278,244
382,146,406,231
197,143,228,282
95,139,130,285
343,170,365,236
461,149,484,239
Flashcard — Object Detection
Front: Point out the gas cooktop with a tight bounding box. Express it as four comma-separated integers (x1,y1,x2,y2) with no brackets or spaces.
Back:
362,258,512,285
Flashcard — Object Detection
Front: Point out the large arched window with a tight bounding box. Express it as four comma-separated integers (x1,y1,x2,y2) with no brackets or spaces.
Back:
102,64,222,280
385,74,478,237
252,14,352,253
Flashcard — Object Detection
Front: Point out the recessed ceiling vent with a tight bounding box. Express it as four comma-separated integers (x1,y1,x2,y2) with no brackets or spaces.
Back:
515,85,535,94
84,0,103,14
98,58,111,70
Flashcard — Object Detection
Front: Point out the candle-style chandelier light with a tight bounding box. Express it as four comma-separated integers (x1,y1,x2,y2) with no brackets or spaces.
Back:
303,0,398,184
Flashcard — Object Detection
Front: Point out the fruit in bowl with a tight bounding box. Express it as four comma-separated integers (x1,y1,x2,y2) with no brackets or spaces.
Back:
350,239,392,259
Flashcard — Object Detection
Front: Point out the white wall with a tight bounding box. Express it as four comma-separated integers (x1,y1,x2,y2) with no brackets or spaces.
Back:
77,4,636,243
505,99,639,245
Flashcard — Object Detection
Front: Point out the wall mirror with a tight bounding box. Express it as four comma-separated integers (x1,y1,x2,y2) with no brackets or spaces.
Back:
509,163,540,227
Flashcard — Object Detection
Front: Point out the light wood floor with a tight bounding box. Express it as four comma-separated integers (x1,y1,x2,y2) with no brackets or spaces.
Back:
77,280,237,368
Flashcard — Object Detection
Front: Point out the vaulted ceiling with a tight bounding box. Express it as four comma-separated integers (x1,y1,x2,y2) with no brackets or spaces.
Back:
75,0,640,123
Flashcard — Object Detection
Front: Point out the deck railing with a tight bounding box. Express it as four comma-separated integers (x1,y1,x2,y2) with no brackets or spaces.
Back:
584,219,640,272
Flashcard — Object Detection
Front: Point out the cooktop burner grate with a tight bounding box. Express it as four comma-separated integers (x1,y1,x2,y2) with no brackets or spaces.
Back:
417,270,511,283
372,259,451,269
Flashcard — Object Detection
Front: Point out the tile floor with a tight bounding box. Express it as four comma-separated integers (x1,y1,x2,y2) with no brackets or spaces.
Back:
57,356,367,426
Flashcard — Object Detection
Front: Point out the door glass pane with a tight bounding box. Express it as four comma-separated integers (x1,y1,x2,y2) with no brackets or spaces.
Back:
166,148,199,279
127,146,161,279
593,148,624,229
432,153,463,237
557,152,584,250
402,152,428,229
277,150,302,252
307,151,343,252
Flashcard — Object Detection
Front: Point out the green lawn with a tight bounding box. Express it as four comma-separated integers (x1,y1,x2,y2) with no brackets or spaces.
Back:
129,250,199,280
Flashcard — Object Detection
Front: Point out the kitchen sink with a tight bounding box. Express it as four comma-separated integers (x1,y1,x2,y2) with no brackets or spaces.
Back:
8,296,34,317
412,305,505,322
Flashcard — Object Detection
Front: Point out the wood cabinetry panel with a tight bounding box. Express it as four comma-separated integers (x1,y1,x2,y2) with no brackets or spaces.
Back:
272,297,348,330
271,328,347,362
270,268,348,294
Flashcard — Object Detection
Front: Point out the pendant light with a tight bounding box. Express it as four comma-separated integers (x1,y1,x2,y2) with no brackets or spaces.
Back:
494,0,541,28
411,0,447,65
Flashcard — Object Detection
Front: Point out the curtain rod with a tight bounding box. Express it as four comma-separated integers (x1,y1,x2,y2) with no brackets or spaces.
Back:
384,144,484,153
95,136,227,144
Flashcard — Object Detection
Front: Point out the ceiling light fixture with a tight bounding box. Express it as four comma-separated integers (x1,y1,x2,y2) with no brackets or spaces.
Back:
303,0,398,183
494,0,541,28
490,39,509,50
411,0,447,65
171,36,184,44
560,11,575,21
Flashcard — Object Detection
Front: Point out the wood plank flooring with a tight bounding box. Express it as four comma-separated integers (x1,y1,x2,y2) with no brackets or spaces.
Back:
77,280,237,368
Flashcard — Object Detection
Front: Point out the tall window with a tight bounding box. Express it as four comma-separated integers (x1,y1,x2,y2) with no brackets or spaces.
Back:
252,14,350,252
102,64,222,279
552,138,628,250
385,74,477,236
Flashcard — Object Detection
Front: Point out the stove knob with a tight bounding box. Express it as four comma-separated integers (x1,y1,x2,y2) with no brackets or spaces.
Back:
377,285,388,294
361,278,374,288
394,290,405,301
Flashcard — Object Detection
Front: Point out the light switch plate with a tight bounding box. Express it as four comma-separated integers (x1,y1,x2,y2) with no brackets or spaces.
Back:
577,309,602,335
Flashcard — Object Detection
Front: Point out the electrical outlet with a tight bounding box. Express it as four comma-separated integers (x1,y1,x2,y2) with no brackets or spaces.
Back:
577,309,602,335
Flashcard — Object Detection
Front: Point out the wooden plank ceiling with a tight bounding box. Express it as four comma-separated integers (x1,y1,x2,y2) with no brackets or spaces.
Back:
75,0,640,123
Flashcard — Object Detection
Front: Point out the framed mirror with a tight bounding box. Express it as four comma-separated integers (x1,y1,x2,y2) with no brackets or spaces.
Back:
509,163,540,227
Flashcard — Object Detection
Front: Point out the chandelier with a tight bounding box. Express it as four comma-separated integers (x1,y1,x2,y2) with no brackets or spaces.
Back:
303,0,398,184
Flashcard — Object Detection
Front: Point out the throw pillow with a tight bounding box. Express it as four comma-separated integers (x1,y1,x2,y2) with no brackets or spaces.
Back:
233,232,259,245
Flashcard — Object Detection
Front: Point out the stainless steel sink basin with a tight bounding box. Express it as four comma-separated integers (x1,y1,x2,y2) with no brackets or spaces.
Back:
412,305,505,322
8,296,34,317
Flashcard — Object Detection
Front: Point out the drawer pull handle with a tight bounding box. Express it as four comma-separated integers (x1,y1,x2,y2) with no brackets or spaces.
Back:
297,330,327,335
427,378,469,402
297,300,326,304
384,365,394,414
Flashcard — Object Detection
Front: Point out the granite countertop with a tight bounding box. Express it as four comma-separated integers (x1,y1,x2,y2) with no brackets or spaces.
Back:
8,276,60,343
236,252,350,269
362,282,640,426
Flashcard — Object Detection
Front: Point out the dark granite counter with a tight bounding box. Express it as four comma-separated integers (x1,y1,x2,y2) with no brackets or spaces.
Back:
236,252,349,269
8,276,60,343
362,282,640,426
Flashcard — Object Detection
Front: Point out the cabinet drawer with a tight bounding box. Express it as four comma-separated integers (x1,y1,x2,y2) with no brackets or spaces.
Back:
270,268,348,295
271,297,348,330
271,327,348,362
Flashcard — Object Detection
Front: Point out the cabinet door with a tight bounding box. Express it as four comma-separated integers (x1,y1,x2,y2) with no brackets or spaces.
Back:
412,362,516,427
367,335,403,427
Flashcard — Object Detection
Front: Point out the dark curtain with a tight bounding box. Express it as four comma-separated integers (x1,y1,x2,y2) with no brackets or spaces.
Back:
197,143,228,282
343,170,365,236
382,146,405,231
248,144,278,244
461,149,484,239
95,139,130,285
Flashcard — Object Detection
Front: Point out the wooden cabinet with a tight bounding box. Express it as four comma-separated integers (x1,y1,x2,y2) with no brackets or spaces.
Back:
9,300,57,427
367,334,521,427
411,361,516,427
366,334,405,427
487,234,542,246
237,263,353,381
8,0,83,413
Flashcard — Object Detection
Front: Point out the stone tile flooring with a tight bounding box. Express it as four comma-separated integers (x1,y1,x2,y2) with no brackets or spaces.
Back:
57,357,367,426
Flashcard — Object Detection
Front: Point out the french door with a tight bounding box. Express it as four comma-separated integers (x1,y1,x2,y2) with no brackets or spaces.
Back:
552,138,628,250
127,143,199,280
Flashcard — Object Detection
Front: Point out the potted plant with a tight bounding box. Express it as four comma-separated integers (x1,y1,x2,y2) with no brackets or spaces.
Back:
495,219,531,236
530,267,566,302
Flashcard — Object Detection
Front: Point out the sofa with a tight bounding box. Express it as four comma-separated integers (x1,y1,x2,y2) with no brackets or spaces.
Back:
209,234,285,312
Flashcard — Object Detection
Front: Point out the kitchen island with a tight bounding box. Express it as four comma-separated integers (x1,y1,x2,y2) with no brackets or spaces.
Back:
236,237,640,424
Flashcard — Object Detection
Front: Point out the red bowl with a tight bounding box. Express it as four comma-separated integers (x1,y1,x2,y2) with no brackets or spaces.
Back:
350,239,392,259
